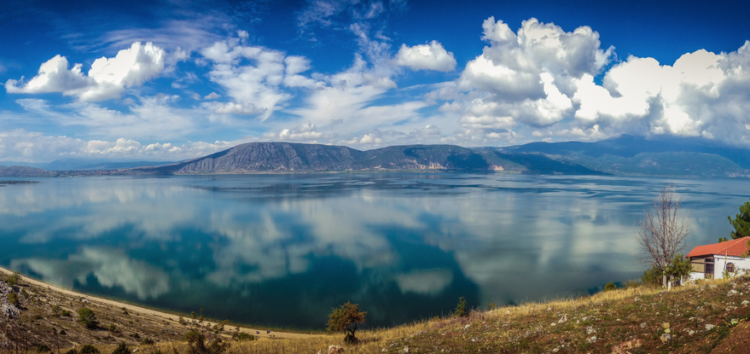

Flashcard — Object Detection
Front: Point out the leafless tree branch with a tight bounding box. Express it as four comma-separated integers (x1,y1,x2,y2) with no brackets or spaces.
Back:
636,184,691,273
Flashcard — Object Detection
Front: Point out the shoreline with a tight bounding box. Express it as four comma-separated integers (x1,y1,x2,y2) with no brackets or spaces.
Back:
0,266,315,339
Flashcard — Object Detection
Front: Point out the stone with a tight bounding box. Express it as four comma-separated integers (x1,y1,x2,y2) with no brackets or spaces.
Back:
726,306,738,312
705,324,717,331
328,345,345,354
132,349,139,354
464,325,470,330
552,347,559,353
403,347,410,354
586,326,596,335
731,319,739,326
640,323,646,329
688,330,695,336
1,303,20,319
742,300,749,306
660,333,672,343
551,323,556,327
634,297,641,302
728,290,739,296
586,336,596,344
558,314,567,324
612,339,643,354
547,307,552,312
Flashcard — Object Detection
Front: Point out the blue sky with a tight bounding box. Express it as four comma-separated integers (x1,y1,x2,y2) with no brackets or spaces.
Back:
1,0,750,162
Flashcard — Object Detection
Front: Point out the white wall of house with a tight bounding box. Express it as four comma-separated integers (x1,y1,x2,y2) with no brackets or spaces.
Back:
714,255,750,278
689,255,750,281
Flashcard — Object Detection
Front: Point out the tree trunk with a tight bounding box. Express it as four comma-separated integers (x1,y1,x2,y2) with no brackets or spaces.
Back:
662,274,667,288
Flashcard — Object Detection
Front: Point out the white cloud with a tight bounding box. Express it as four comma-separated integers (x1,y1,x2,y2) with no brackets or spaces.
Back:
395,40,456,72
572,45,750,141
6,42,166,102
204,92,221,100
0,129,236,162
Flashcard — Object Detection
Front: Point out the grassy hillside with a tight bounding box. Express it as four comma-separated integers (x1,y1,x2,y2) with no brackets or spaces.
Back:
4,267,750,354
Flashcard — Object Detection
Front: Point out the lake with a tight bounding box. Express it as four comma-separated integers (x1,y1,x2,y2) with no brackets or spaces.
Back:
0,174,746,330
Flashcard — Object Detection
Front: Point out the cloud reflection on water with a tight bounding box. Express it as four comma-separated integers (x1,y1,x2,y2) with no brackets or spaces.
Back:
0,174,745,327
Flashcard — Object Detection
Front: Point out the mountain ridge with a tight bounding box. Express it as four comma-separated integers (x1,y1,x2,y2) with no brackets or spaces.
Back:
1,135,749,178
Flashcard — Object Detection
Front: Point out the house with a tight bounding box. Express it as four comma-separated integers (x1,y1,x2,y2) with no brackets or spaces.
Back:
686,237,750,281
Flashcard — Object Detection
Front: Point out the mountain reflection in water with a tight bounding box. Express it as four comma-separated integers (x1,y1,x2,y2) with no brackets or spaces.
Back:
0,174,744,329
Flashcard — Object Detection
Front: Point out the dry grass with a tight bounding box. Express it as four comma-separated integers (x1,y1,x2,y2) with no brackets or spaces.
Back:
3,268,749,354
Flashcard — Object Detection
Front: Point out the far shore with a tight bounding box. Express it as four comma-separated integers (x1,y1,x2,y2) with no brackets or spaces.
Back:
0,266,316,339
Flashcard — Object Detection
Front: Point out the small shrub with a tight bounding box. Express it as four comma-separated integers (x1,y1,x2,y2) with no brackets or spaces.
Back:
62,310,72,317
326,302,367,343
453,297,468,317
141,338,155,345
8,293,19,306
52,305,63,317
487,302,497,310
642,265,663,286
111,342,129,354
185,330,229,354
59,330,67,336
236,333,255,342
79,345,99,354
108,324,117,332
6,272,21,286
78,308,98,329
604,282,617,291
133,333,140,340
37,344,51,353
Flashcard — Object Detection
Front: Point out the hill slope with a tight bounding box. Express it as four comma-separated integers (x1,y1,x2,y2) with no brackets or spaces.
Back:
498,135,750,178
127,142,602,175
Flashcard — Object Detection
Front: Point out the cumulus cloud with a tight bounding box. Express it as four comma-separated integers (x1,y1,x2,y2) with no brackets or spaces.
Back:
395,41,456,72
0,129,235,162
263,122,330,141
571,44,750,143
6,42,166,102
454,17,613,130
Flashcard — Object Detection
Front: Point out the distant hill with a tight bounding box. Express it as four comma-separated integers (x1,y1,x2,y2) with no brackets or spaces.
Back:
0,166,58,177
0,159,175,171
495,135,750,178
126,142,602,176
2,136,749,178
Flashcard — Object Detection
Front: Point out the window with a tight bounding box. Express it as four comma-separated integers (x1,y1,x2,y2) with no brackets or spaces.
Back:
727,263,735,273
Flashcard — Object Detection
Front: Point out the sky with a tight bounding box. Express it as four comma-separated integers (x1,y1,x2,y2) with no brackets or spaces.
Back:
1,0,750,162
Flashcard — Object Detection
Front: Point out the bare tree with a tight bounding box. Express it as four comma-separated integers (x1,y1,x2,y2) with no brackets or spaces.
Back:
636,184,691,287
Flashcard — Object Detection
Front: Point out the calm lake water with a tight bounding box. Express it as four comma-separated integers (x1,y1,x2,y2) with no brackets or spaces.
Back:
0,174,747,329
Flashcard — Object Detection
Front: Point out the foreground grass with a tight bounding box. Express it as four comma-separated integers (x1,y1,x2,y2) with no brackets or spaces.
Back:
4,270,750,354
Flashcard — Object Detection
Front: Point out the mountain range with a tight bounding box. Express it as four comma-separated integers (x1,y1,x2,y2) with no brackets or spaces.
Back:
1,135,749,178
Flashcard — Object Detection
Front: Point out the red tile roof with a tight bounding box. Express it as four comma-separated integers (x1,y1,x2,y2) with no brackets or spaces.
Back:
686,237,750,258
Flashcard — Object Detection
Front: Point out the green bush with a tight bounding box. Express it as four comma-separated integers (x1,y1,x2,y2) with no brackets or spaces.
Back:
141,338,155,345
8,292,19,306
6,272,21,286
77,308,98,329
37,344,51,353
52,305,63,317
604,282,617,291
236,333,255,342
79,345,99,354
641,265,663,286
108,324,116,332
111,342,129,354
453,297,468,317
